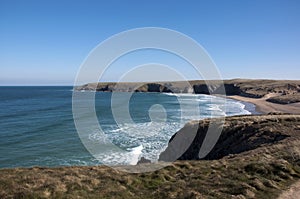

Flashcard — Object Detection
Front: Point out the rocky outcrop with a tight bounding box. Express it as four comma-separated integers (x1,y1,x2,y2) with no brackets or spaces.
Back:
135,83,172,93
266,93,300,104
159,114,300,161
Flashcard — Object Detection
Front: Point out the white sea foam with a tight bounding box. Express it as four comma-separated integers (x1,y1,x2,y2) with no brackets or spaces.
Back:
162,92,199,97
94,145,143,165
225,99,252,115
129,145,143,165
207,104,223,111
88,93,253,166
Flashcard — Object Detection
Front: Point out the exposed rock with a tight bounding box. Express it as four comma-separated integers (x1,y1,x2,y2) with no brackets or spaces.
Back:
137,157,151,164
159,114,300,161
266,93,300,104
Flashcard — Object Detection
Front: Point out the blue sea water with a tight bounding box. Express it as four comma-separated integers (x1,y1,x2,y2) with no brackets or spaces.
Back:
0,87,255,168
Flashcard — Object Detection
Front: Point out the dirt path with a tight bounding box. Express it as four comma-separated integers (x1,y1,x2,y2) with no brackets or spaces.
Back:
277,180,300,199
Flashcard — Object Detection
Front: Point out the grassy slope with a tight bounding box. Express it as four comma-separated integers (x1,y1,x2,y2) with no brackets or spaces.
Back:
1,114,300,199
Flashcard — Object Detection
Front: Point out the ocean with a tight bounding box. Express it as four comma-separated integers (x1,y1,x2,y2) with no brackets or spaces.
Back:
0,86,256,168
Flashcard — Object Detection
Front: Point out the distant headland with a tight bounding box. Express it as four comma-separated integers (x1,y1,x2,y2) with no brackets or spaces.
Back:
76,79,300,114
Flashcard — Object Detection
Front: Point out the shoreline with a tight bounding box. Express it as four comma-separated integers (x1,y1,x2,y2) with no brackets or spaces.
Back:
227,94,300,114
77,79,300,115
239,100,261,115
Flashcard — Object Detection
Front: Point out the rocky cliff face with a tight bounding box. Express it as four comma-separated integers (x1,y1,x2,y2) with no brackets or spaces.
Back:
159,114,300,161
75,79,300,104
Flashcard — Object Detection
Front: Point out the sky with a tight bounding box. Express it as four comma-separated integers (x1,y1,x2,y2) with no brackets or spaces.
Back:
0,0,300,85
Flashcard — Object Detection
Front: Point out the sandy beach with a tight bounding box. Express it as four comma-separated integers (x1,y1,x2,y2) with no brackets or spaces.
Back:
228,93,300,114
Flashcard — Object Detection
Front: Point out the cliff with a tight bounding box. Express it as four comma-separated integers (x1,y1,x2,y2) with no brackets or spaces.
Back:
76,79,300,104
159,114,300,161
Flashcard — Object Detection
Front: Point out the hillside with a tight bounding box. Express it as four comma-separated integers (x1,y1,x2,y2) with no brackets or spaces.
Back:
1,114,300,199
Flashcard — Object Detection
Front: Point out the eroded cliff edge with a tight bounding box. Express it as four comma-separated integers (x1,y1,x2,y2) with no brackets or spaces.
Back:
159,114,300,161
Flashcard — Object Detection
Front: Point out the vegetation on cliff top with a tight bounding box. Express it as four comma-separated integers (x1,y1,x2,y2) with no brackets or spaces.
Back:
1,114,300,199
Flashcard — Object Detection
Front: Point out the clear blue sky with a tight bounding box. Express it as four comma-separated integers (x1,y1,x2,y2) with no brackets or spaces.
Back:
1,0,300,85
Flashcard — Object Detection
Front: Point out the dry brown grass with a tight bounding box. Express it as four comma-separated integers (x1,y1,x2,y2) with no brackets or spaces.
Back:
1,114,300,198
0,153,299,199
